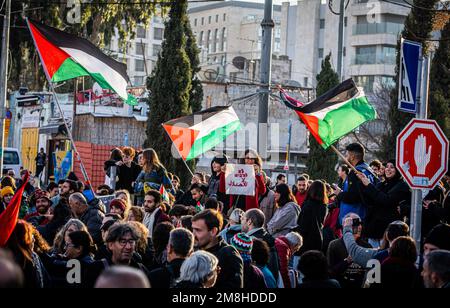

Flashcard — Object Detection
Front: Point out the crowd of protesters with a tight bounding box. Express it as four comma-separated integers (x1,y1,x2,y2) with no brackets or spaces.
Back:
0,143,449,289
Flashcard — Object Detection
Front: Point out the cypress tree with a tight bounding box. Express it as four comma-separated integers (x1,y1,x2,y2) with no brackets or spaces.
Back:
306,54,339,183
144,0,193,187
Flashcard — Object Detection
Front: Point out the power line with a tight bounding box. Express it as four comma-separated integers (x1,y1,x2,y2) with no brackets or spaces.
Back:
401,0,450,13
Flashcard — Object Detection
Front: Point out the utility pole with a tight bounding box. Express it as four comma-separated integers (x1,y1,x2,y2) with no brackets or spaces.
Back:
258,0,274,161
0,0,11,174
336,0,346,81
410,55,431,255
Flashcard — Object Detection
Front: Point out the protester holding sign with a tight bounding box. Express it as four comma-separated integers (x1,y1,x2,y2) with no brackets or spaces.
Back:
220,149,266,212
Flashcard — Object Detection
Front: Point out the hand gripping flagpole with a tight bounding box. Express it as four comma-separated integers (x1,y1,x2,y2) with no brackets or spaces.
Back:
330,144,358,174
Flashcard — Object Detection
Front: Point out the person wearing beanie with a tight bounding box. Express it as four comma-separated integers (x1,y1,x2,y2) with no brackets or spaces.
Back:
230,233,268,289
0,186,14,215
109,199,129,219
424,224,450,257
208,155,229,212
219,208,244,244
356,159,411,248
24,189,52,227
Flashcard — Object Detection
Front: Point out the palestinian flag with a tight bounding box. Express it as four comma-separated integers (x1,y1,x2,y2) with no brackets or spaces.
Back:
159,185,170,203
27,19,136,105
163,106,241,161
280,79,377,149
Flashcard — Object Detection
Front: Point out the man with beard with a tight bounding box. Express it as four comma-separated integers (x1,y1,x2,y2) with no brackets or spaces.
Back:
51,179,78,207
142,190,170,237
295,175,309,208
25,189,52,227
422,250,450,288
191,209,244,288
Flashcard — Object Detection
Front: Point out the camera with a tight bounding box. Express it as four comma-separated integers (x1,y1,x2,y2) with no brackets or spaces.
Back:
352,218,361,227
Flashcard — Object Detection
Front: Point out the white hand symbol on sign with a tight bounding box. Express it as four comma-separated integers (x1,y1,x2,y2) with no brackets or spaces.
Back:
414,134,431,175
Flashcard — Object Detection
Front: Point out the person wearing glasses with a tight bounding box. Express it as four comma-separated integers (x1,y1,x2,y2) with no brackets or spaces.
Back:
220,149,267,213
101,222,149,274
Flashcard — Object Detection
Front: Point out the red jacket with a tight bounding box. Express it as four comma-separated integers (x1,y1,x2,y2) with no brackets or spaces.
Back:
275,236,293,288
295,191,307,208
220,172,266,211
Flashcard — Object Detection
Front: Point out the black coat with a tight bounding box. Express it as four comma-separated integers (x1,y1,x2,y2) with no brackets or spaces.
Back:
148,258,185,288
297,199,327,255
80,198,105,245
116,162,142,193
297,279,341,288
363,177,411,239
205,237,244,288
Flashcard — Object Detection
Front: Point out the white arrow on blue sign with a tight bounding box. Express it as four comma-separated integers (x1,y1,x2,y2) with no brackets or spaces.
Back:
398,39,422,114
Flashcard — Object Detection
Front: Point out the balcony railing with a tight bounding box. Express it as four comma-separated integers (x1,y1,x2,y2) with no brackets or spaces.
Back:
353,22,404,35
353,53,396,65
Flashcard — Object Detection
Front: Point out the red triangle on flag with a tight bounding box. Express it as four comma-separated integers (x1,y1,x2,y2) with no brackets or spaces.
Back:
163,124,199,160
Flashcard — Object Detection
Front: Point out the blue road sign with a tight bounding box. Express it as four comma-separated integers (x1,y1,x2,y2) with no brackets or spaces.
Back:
398,39,422,114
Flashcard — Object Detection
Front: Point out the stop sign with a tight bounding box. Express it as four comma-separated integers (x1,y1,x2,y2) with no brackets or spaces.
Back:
397,119,449,189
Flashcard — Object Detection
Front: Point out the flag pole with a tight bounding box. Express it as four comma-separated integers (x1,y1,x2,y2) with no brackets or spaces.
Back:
49,83,95,194
330,144,358,174
26,18,95,195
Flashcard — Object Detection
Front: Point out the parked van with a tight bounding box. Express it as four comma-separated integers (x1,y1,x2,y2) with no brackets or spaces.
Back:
1,148,22,176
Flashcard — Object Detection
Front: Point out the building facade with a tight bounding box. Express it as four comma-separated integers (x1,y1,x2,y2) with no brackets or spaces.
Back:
188,1,287,83
281,0,409,91
107,16,166,87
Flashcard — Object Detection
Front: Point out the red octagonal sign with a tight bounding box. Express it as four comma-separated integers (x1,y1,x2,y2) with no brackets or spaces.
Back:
397,119,449,189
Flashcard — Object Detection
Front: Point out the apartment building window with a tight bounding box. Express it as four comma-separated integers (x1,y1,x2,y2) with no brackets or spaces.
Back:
354,75,375,93
304,77,308,87
135,59,145,72
275,27,281,39
194,19,198,27
221,28,227,51
207,30,212,53
137,26,146,39
318,48,324,58
214,29,219,52
274,40,281,53
221,56,226,66
320,19,325,29
216,15,219,23
134,76,144,86
209,16,212,24
199,31,204,46
136,42,146,56
344,17,347,27
201,17,204,25
355,46,377,64
223,14,226,21
152,44,162,57
154,28,164,40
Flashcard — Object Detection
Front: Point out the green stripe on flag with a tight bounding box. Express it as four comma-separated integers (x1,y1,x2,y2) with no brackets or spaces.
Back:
318,96,377,149
186,120,242,161
51,58,90,82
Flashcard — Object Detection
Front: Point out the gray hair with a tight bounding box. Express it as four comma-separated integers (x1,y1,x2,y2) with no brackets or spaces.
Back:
69,192,87,205
169,228,194,258
106,222,139,243
245,208,265,228
53,219,88,254
178,251,219,284
425,250,450,283
286,231,303,248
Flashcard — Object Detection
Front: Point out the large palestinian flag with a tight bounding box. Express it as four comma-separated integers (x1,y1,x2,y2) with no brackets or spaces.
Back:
27,19,136,105
280,79,377,149
163,106,242,161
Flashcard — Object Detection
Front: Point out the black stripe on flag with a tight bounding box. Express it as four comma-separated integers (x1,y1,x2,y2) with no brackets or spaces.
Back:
286,79,359,114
